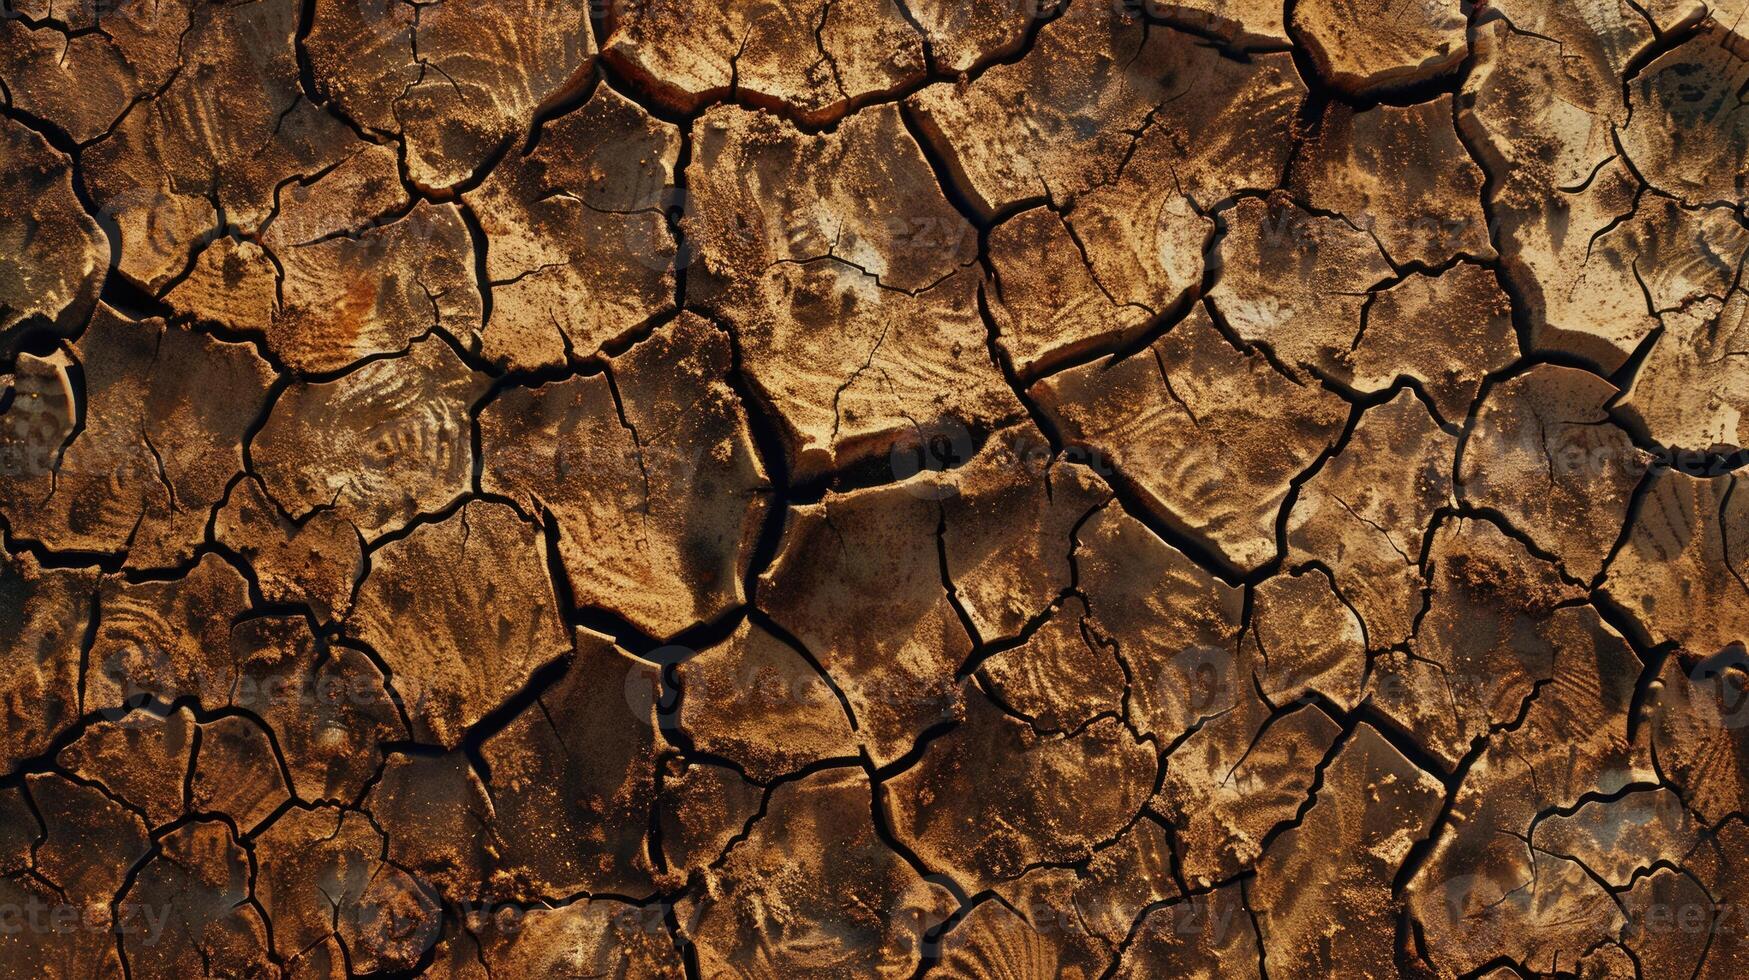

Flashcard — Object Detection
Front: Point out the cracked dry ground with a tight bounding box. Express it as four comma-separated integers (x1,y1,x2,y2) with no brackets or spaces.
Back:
10,2,1749,980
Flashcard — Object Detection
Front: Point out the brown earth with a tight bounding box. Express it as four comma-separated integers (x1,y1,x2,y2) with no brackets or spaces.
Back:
3,0,1749,976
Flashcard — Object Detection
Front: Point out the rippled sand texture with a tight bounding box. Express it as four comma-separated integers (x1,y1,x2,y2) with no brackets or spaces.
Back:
6,0,1749,976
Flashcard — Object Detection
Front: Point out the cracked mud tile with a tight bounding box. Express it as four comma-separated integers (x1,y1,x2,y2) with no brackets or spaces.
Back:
86,600,391,808
1675,817,1749,979
1287,389,1455,650
1036,305,1349,574
307,0,594,189
935,885,1110,979
757,473,970,766
1366,517,1590,767
464,898,684,977
934,816,1179,975
408,913,531,977
0,548,92,771
1459,5,1643,205
0,782,34,872
678,766,956,978
282,935,350,980
397,924,491,979
479,628,662,899
466,84,679,372
1113,882,1261,979
722,429,1120,753
602,0,924,124
254,336,485,542
1617,286,1749,454
1404,604,1650,976
1459,365,1650,582
1075,818,1182,936
986,145,1213,377
0,773,151,975
481,313,769,640
0,306,273,567
1464,9,1749,374
189,714,291,833
907,1,1303,216
675,618,859,782
886,683,1156,891
1412,814,1634,977
1289,97,1493,268
0,116,106,337
120,820,271,979
1153,682,1341,886
970,864,1132,976
1621,866,1715,980
1145,0,1290,49
1289,0,1467,97
903,0,1052,72
1578,946,1640,978
0,0,188,145
0,339,75,494
214,474,363,624
983,207,1166,380
1074,501,1246,742
1252,724,1444,979
83,552,252,712
79,0,358,290
32,772,151,904
1209,195,1395,381
685,103,1021,480
56,705,194,828
1248,567,1367,709
1495,156,1749,373
366,751,496,905
346,499,569,748
1459,8,1649,351
255,805,442,974
235,617,403,803
939,425,1112,643
468,86,678,374
1621,24,1749,208
1601,467,1749,654
977,594,1128,735
169,144,483,374
1535,787,1700,889
656,757,763,880
1649,652,1749,824
1346,263,1516,423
